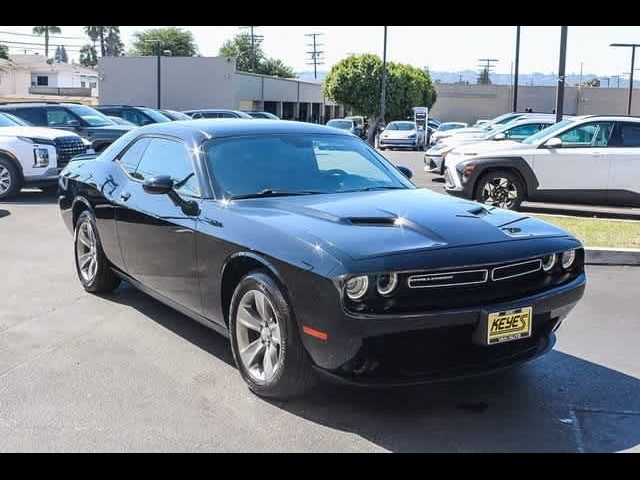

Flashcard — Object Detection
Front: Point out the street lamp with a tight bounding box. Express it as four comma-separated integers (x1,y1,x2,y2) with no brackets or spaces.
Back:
610,43,640,115
380,26,388,126
513,26,521,112
555,26,568,123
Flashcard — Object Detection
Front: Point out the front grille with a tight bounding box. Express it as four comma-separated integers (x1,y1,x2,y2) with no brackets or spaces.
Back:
344,251,584,315
54,136,86,169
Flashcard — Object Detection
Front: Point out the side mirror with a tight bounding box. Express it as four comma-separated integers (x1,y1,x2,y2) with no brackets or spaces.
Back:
544,137,562,148
396,165,413,179
66,119,81,128
143,175,173,195
494,132,507,140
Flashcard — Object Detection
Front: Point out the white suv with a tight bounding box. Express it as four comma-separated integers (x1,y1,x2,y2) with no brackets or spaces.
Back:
0,112,88,200
443,115,640,210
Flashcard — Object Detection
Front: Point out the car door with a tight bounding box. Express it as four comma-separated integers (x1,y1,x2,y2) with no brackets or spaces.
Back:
530,121,613,204
607,121,640,206
114,136,203,313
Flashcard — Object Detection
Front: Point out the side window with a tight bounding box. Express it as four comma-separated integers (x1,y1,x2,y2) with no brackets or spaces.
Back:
134,138,200,197
121,108,147,126
117,137,152,176
619,122,640,147
220,112,235,118
13,108,47,125
558,122,613,148
505,123,543,140
191,112,203,119
203,112,220,118
99,108,119,117
46,107,79,127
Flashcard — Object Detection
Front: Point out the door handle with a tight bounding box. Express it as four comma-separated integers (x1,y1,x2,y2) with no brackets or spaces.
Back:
120,192,131,201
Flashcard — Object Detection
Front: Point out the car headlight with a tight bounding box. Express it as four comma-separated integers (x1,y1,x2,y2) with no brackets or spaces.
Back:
542,253,557,272
376,273,398,296
345,276,369,300
560,250,576,270
33,148,50,168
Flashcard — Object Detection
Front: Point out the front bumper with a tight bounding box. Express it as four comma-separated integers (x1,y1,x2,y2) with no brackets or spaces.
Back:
23,167,61,187
379,138,420,148
303,272,586,385
424,153,444,173
443,166,475,199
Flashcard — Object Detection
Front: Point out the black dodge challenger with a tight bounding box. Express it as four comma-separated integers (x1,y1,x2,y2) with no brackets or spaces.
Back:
59,119,586,399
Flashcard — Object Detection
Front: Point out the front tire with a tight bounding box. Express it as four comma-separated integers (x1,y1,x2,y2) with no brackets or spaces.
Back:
74,211,121,293
474,169,525,210
229,271,315,399
0,157,22,201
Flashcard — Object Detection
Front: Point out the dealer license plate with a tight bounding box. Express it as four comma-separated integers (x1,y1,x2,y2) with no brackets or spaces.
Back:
486,307,532,345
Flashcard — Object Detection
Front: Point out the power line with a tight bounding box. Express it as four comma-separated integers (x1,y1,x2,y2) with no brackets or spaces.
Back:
0,39,86,48
305,33,324,80
239,26,263,73
0,30,85,40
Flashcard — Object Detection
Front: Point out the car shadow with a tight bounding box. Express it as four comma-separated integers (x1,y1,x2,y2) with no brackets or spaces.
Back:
431,177,445,183
102,282,234,367
0,189,58,206
0,209,9,219
100,282,640,452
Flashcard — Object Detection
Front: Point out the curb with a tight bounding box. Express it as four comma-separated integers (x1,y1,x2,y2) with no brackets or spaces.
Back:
585,247,640,266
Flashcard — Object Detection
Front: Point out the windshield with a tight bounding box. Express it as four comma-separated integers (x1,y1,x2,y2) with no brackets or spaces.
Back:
386,122,415,131
521,119,574,145
203,133,413,199
438,123,465,132
140,107,171,123
162,110,192,120
0,113,30,127
327,120,353,130
68,105,113,126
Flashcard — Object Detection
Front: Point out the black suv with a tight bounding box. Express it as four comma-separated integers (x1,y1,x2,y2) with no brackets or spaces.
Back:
95,105,172,126
0,102,133,152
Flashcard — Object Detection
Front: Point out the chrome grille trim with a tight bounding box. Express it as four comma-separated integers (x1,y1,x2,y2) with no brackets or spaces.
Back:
408,269,489,289
491,259,542,281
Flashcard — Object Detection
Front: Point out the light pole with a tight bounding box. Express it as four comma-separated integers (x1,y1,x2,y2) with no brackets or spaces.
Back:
610,43,640,115
513,26,521,112
555,26,568,123
155,40,161,109
380,26,388,126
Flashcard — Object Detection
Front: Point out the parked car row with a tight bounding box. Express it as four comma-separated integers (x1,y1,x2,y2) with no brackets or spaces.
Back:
425,111,640,209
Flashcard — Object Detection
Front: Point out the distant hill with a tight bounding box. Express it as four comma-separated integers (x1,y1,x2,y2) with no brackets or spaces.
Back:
296,69,632,88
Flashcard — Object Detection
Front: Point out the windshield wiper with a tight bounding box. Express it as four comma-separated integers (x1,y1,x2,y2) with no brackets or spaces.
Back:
229,189,328,200
342,186,406,193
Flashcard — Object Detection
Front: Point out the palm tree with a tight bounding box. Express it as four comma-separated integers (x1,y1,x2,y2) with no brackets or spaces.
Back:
32,26,61,58
84,26,104,56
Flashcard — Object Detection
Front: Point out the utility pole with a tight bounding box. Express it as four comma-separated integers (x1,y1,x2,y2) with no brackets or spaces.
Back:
513,26,521,112
555,26,568,123
610,43,640,115
579,61,584,86
305,33,325,80
380,26,388,125
156,40,161,109
477,58,498,84
240,26,264,72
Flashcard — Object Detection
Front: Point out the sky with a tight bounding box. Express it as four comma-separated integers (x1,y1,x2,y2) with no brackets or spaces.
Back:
2,26,640,76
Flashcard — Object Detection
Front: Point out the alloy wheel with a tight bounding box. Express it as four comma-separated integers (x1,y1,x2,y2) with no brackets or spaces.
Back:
481,177,519,209
235,289,283,382
0,166,11,196
76,220,98,282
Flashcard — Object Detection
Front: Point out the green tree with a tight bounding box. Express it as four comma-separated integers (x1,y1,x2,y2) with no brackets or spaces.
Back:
323,54,437,120
257,58,295,78
477,67,491,85
32,26,61,58
0,43,8,60
132,27,198,57
84,26,123,57
219,34,264,72
219,34,295,78
79,44,98,67
54,45,68,63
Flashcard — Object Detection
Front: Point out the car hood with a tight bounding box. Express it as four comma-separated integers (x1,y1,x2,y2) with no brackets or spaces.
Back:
0,125,80,140
453,139,523,155
229,189,571,260
438,127,485,138
88,124,134,133
382,130,416,139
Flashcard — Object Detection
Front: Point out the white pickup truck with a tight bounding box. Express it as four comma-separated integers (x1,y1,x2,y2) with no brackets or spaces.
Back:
0,112,88,200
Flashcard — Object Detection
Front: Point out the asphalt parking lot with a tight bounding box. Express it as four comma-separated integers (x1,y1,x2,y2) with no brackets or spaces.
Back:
0,151,638,452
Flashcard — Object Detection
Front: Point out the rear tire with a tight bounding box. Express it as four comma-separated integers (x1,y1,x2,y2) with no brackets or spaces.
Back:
0,157,22,201
474,169,525,210
229,271,316,399
74,211,121,293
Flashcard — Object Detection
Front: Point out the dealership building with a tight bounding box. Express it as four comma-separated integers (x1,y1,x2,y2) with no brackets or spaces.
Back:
98,56,345,122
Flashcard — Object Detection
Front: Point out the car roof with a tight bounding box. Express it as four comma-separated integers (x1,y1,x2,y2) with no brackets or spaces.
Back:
133,118,355,141
183,108,244,113
0,102,83,108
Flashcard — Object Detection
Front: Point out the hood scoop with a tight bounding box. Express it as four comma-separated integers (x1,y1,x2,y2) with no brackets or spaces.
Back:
347,216,398,227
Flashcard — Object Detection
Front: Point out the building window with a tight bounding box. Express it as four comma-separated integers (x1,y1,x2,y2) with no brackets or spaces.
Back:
89,82,97,89
81,81,86,88
36,76,49,86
